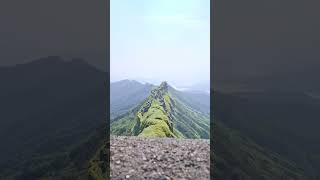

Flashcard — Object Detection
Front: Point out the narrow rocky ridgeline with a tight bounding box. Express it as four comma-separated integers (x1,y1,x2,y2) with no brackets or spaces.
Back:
110,136,210,180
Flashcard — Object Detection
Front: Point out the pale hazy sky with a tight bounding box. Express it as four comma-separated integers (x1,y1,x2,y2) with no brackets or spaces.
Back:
111,0,210,87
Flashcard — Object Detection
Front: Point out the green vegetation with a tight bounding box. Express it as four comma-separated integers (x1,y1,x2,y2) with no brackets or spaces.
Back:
110,80,313,179
110,113,136,136
133,83,176,138
88,143,108,180
110,80,154,119
111,81,210,139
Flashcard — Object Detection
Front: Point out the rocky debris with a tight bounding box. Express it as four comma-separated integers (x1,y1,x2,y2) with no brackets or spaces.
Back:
110,136,210,180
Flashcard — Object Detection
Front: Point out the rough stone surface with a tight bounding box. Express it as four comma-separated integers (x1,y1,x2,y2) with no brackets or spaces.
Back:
110,136,210,180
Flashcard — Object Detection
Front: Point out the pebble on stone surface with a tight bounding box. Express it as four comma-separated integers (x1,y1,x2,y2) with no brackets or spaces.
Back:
128,169,135,173
142,156,147,161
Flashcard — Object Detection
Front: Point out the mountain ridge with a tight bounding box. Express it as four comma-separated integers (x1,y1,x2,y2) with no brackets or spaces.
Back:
132,81,176,138
111,81,210,139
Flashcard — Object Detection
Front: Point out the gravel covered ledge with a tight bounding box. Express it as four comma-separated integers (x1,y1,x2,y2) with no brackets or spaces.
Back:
110,136,210,180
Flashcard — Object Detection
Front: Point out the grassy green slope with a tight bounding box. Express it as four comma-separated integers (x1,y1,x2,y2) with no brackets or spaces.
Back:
170,99,210,139
132,82,176,138
110,81,210,139
110,113,137,136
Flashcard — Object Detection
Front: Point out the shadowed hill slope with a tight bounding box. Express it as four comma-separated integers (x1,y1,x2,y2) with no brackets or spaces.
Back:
212,120,310,180
213,90,320,179
110,80,154,119
0,57,108,180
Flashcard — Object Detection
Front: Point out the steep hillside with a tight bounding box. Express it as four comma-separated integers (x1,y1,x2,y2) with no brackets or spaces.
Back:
169,86,210,115
132,82,176,138
213,90,320,179
0,124,108,180
111,82,210,139
0,57,108,180
110,80,154,119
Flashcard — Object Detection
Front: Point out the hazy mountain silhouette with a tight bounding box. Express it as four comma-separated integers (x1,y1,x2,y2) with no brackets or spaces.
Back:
0,56,107,179
213,90,320,179
212,120,309,180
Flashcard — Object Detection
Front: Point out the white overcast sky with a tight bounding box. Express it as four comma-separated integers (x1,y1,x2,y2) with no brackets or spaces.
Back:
111,0,210,87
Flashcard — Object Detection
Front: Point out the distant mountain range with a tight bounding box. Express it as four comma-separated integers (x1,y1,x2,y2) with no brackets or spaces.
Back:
110,80,154,119
112,78,210,94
